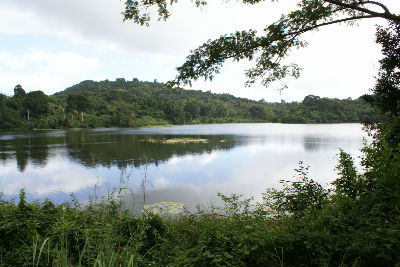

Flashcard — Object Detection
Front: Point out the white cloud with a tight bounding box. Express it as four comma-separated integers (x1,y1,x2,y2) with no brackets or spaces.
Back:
0,50,101,94
198,151,218,166
153,175,171,187
0,0,399,98
0,0,315,55
0,159,102,195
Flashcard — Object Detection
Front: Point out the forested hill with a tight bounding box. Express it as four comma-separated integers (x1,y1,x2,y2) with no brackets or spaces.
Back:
1,79,380,129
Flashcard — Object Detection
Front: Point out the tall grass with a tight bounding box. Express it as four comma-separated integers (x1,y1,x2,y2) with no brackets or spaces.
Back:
0,157,399,266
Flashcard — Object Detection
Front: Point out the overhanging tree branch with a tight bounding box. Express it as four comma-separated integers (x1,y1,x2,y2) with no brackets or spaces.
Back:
122,0,400,88
361,1,390,13
324,0,400,23
285,14,376,37
173,13,377,86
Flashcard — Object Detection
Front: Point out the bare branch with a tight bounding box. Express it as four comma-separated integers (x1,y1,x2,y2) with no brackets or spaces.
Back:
324,0,400,23
240,16,376,63
360,1,390,14
284,14,376,37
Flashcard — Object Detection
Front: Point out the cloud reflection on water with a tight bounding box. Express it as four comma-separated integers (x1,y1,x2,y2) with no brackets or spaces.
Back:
0,124,367,206
0,155,102,196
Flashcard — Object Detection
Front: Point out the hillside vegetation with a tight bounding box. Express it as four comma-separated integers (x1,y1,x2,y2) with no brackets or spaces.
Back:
1,79,379,129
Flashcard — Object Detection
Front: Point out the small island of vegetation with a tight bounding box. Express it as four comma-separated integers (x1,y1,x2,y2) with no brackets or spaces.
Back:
146,137,209,144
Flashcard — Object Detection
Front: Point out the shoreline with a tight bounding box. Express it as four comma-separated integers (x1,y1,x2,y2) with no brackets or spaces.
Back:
0,120,365,133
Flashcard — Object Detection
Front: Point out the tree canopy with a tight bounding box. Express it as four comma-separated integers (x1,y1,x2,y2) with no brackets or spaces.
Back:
13,84,26,98
0,80,378,130
24,90,48,116
122,0,400,89
364,20,400,116
66,94,90,112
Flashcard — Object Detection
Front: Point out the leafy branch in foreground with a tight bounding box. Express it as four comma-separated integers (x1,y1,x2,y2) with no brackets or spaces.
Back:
122,0,400,89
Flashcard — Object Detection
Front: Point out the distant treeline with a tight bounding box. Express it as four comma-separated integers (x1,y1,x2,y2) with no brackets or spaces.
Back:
0,79,381,129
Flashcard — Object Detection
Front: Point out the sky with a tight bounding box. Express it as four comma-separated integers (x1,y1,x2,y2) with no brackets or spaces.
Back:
0,0,399,102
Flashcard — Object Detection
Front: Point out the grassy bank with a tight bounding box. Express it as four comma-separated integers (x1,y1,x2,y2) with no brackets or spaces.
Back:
1,153,399,267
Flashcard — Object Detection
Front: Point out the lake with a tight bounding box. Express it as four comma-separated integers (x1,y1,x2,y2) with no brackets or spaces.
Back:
0,123,367,210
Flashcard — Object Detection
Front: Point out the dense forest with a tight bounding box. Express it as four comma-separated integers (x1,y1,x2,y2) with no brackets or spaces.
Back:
0,79,380,130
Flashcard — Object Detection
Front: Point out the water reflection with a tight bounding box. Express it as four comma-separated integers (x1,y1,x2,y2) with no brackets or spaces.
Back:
303,136,330,152
0,129,240,171
0,156,100,196
65,133,238,168
0,124,367,206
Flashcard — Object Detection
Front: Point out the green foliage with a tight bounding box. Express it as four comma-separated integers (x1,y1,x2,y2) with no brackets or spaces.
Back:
0,94,22,129
66,94,90,112
333,149,363,199
361,132,400,212
13,84,26,98
122,1,400,89
0,188,170,267
364,21,400,117
0,80,379,130
25,90,49,117
265,162,328,218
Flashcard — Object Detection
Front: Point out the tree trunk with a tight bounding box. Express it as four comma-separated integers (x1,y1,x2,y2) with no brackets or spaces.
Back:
62,106,66,120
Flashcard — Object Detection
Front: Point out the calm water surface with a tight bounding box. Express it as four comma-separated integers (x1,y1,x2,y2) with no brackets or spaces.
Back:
0,123,367,209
